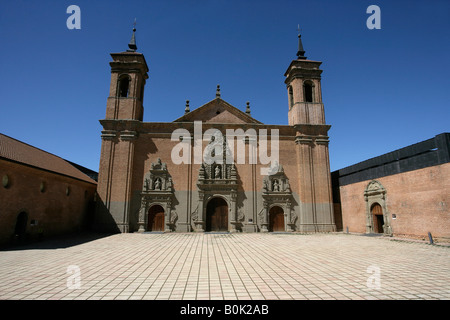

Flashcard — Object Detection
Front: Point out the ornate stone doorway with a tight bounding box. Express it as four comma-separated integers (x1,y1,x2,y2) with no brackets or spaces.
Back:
259,163,296,232
269,206,284,232
206,197,228,232
364,180,392,235
193,133,240,232
138,158,176,233
148,205,165,232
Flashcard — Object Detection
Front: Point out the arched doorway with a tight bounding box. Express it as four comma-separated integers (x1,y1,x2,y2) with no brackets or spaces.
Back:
269,206,284,232
15,212,28,241
371,203,384,233
206,197,228,232
148,205,165,232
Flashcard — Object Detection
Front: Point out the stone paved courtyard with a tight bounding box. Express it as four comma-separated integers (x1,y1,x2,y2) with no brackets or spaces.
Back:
0,233,449,300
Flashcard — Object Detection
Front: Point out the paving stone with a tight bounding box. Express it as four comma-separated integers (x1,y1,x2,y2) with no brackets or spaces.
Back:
0,233,449,300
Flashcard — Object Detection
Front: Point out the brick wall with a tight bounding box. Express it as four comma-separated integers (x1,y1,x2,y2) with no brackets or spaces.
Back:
0,159,97,246
339,162,450,240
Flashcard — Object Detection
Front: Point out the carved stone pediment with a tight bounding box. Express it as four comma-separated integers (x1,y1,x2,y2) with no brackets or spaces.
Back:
197,134,237,190
197,162,237,189
143,158,173,193
364,180,386,196
262,162,291,194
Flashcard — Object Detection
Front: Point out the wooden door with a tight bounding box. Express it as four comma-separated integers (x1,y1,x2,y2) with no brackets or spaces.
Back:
206,198,228,232
371,203,384,233
15,212,28,241
269,206,284,232
148,205,165,232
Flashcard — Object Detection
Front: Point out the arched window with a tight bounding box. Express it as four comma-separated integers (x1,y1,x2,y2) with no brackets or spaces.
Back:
303,81,313,103
118,75,130,98
288,86,294,109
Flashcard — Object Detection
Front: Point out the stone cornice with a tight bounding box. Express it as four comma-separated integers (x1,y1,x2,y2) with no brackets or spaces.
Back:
295,135,330,146
120,130,138,141
100,130,118,140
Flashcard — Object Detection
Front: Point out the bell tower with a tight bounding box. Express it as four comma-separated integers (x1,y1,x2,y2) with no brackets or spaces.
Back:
284,30,324,125
96,24,149,233
286,30,336,233
105,24,149,121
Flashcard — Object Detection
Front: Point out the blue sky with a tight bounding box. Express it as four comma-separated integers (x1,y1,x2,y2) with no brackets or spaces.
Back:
0,0,449,172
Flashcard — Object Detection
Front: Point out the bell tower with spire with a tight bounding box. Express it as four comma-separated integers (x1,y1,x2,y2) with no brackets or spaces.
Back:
96,22,149,233
285,29,324,126
105,22,149,121
286,29,336,233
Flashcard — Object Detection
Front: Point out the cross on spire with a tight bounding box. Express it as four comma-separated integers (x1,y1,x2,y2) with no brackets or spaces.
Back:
127,18,137,52
296,25,306,60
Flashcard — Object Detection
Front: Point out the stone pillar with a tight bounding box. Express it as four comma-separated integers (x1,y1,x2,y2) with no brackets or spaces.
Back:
194,191,205,232
230,192,238,232
286,200,295,232
260,201,269,232
137,196,148,233
164,200,172,232
364,194,373,233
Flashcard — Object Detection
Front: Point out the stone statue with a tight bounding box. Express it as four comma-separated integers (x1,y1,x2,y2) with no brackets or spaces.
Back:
263,179,268,191
284,179,291,192
215,166,221,179
273,179,280,192
154,178,161,190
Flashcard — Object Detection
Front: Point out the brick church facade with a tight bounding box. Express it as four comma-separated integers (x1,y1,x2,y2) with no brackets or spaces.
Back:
95,28,337,234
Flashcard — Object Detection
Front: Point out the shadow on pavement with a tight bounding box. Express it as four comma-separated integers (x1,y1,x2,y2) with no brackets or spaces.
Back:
0,232,115,251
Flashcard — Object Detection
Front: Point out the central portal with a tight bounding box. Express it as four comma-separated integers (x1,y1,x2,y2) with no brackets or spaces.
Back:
206,197,228,232
269,206,285,232
148,205,165,232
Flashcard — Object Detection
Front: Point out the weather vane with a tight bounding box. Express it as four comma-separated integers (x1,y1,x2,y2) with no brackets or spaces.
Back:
133,18,137,30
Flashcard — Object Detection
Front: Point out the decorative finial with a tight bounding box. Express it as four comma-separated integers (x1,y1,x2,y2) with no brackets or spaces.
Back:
185,100,190,113
216,85,221,98
127,18,137,52
296,25,306,60
245,101,251,115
